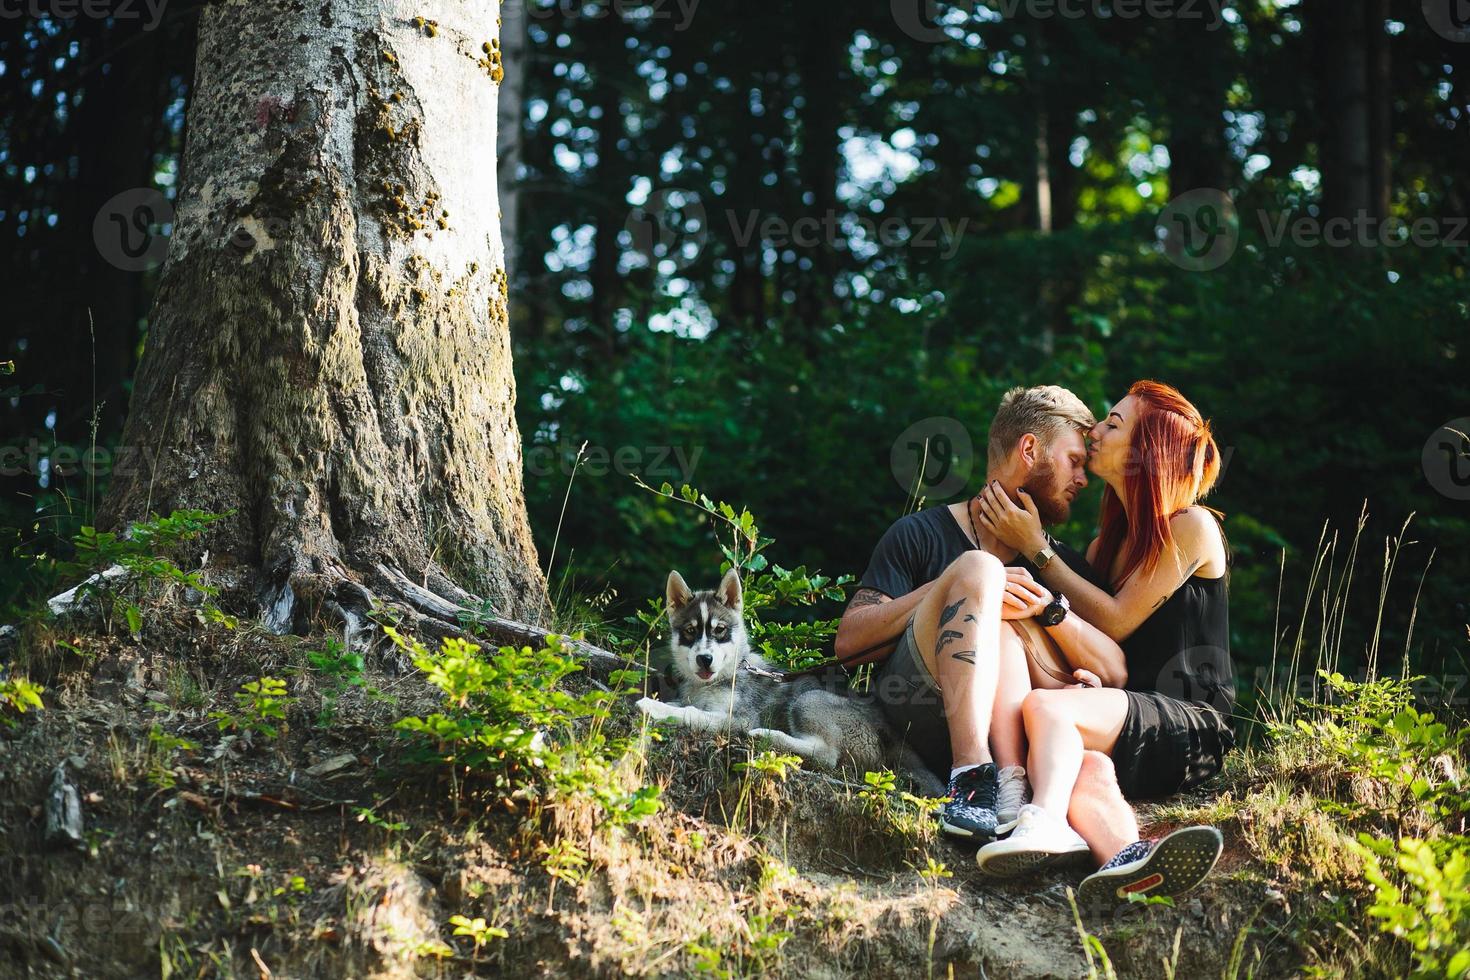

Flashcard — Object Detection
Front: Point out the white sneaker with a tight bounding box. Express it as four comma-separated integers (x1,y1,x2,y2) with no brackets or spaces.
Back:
977,804,1091,878
995,765,1032,833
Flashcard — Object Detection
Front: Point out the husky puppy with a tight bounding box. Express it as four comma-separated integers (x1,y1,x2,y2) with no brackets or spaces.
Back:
636,569,942,793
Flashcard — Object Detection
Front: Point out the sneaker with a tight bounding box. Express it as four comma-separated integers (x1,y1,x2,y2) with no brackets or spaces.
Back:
1076,826,1224,913
976,804,1091,877
995,765,1031,834
940,763,999,841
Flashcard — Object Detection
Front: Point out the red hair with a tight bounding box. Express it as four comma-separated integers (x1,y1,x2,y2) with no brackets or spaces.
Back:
1093,380,1223,587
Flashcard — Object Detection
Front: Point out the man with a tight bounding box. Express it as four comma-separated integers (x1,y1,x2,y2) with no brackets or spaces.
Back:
835,385,1115,843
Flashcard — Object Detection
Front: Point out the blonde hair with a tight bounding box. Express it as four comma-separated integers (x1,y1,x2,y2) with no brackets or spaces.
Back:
987,385,1097,468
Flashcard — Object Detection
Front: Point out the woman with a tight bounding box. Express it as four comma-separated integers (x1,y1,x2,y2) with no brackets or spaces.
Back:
973,380,1235,905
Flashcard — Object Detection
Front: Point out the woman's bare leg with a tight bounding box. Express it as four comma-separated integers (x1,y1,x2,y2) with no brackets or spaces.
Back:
1021,687,1129,819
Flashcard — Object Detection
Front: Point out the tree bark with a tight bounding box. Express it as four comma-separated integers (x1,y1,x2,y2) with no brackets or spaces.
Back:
1366,0,1392,220
1317,0,1375,223
101,0,547,628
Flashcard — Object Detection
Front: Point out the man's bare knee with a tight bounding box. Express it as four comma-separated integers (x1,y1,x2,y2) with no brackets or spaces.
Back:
943,550,1005,594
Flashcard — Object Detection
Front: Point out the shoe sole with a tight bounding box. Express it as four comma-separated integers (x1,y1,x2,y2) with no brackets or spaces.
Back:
940,818,996,842
1076,827,1223,912
995,811,1023,835
978,842,1091,878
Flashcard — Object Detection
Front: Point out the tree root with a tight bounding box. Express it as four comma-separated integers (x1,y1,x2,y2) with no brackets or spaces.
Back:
2,557,639,687
372,563,634,678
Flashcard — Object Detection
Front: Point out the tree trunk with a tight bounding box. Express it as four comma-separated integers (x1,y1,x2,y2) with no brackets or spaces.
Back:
1317,0,1375,223
498,0,528,289
101,0,547,628
1365,0,1392,219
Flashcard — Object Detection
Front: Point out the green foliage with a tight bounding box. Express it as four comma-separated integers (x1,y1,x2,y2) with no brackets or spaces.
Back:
625,480,854,671
146,725,198,789
1349,835,1470,980
735,751,803,781
209,676,294,740
387,628,660,826
1270,671,1468,823
1264,668,1470,976
1068,887,1120,980
60,510,237,635
517,210,1468,694
0,675,44,728
448,914,508,956
856,769,945,841
539,838,591,887
916,855,952,885
353,805,409,834
304,639,390,727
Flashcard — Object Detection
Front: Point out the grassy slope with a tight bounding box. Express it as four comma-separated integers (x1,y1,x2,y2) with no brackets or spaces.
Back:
6,497,1465,980
2,597,1377,980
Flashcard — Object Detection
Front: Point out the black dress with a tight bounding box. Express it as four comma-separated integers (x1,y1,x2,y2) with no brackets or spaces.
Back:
1109,572,1236,800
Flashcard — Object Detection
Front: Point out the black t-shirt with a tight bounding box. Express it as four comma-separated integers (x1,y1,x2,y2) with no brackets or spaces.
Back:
859,504,1110,600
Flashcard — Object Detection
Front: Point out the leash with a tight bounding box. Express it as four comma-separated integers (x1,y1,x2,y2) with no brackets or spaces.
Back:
739,642,883,684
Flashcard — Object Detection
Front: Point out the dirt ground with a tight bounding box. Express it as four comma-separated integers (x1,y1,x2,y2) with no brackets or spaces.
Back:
0,608,1300,979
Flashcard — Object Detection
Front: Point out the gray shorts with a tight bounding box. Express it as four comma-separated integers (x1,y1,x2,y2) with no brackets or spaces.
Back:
872,616,953,775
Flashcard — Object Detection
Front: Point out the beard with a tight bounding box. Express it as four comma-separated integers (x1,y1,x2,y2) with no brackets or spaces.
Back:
1022,455,1072,525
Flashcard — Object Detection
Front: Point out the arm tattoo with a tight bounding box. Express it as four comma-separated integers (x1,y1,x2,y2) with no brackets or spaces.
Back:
847,588,887,611
939,597,966,627
1151,560,1205,611
936,628,964,654
950,650,977,665
963,614,976,623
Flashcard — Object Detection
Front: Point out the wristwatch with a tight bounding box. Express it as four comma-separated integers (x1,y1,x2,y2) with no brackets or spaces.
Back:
1032,543,1057,570
1040,591,1069,627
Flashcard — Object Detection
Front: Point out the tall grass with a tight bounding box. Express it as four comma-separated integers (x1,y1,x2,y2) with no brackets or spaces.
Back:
1259,506,1436,731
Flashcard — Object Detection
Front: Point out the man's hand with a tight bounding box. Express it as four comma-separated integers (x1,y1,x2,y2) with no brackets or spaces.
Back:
1001,566,1053,620
978,480,1049,557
